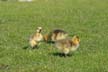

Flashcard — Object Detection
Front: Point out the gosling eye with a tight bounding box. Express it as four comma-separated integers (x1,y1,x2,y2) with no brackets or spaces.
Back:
78,39,80,42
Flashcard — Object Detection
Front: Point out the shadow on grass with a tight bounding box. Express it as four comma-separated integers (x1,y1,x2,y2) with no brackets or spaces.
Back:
22,46,29,49
46,41,55,44
22,45,39,50
51,52,73,57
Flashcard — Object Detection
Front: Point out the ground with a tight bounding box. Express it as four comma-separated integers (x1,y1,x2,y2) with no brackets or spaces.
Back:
0,0,108,72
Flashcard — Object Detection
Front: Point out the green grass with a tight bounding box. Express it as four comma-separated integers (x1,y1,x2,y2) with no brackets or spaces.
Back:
0,0,108,72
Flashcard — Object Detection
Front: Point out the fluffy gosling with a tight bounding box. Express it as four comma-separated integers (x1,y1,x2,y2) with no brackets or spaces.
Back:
44,29,68,43
55,36,80,56
29,27,43,48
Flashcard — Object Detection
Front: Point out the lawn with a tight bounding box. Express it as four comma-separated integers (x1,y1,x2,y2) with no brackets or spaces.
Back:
0,0,108,72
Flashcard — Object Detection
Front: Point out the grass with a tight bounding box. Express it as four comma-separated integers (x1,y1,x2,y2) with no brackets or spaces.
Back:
0,0,108,72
